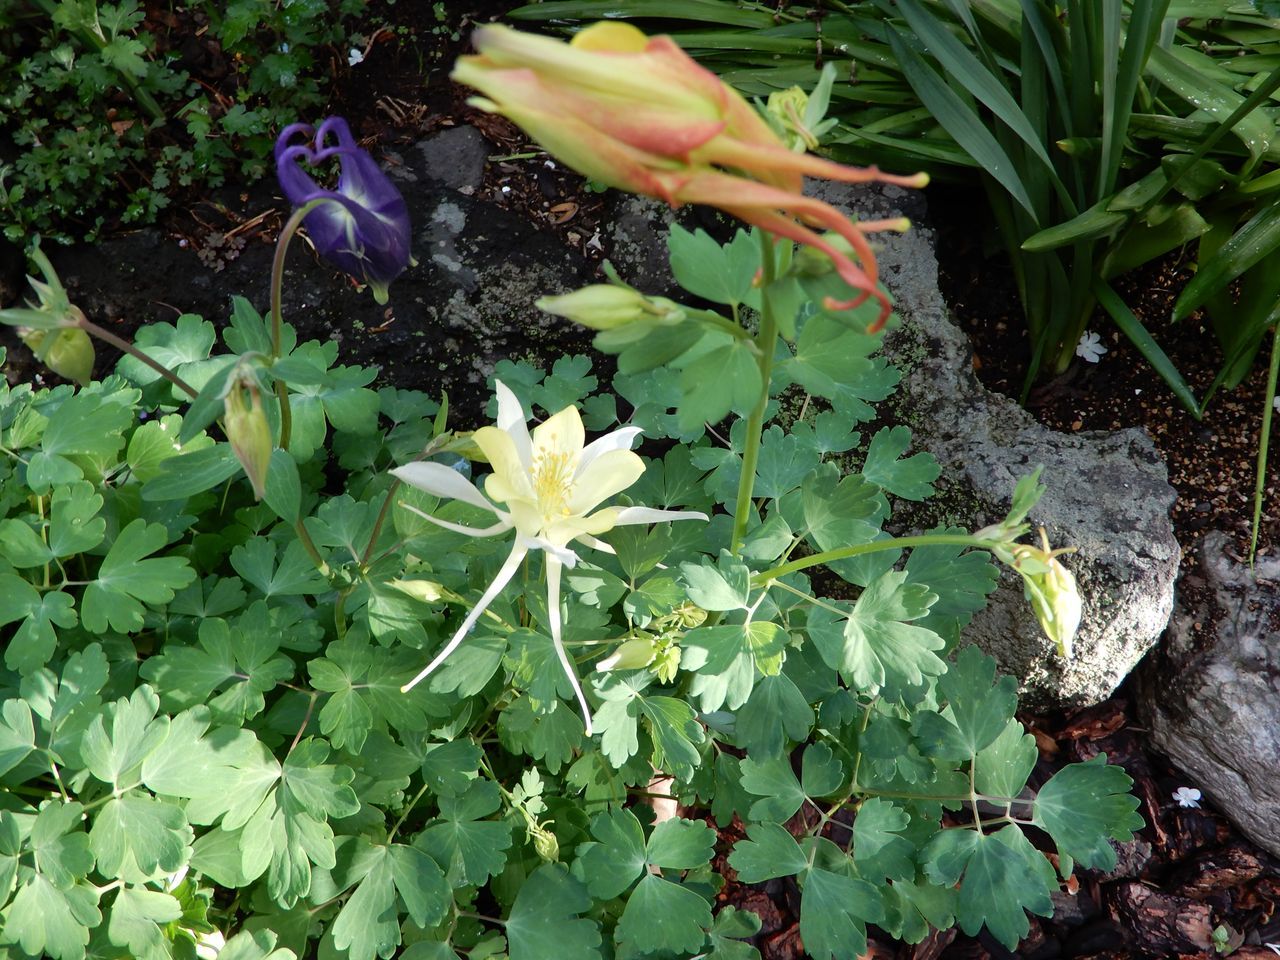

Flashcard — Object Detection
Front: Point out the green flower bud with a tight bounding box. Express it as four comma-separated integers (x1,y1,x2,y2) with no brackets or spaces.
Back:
19,326,94,385
531,825,560,863
1011,529,1082,658
224,373,273,501
536,285,682,331
766,86,818,151
596,636,658,673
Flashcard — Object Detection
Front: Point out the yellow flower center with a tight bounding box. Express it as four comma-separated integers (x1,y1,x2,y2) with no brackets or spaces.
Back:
531,447,576,520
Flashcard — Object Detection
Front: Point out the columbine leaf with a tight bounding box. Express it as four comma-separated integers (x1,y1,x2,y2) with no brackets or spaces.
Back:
48,481,105,557
105,887,182,960
80,519,195,634
81,686,171,790
418,781,512,888
922,824,1055,950
974,718,1037,800
739,755,804,821
735,673,813,757
647,817,715,870
616,872,713,955
903,533,999,642
668,225,759,307
680,555,751,611
851,798,915,883
683,621,785,712
141,602,293,722
807,571,945,696
575,809,647,900
506,864,602,960
0,700,36,778
331,841,451,960
727,822,808,883
705,906,762,960
676,338,762,431
799,866,884,960
90,793,193,883
0,575,77,675
1032,755,1143,871
0,875,101,960
912,645,1018,760
26,392,133,492
639,694,705,782
862,426,939,501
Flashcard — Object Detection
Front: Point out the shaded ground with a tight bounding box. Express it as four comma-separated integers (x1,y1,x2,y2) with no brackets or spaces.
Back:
3,2,1279,958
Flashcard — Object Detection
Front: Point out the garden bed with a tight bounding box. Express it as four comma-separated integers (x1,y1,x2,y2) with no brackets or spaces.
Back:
2,3,1279,959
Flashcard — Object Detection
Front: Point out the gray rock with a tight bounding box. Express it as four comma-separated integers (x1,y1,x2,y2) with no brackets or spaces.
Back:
815,180,1181,708
413,125,490,193
1138,531,1280,857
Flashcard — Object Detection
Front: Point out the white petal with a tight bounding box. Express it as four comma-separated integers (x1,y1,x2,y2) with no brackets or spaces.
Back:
578,426,642,472
398,502,512,538
401,544,527,692
545,555,594,736
518,533,581,568
576,534,617,554
613,506,709,525
494,380,533,469
392,462,501,515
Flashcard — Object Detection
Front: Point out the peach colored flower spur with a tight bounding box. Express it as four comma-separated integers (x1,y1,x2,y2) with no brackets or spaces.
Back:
451,21,928,330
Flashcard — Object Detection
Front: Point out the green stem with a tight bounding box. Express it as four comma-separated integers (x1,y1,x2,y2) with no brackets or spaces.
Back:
293,517,329,577
362,479,402,566
79,318,197,398
753,533,995,586
1250,325,1280,566
270,198,327,451
730,231,782,554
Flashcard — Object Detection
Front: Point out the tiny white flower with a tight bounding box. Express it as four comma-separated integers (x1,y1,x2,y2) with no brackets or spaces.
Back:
348,47,365,67
392,382,707,734
1272,395,1280,413
1265,943,1280,957
1173,786,1202,809
1075,330,1107,364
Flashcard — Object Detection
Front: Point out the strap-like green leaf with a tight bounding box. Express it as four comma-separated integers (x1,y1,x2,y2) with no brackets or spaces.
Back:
1093,279,1201,415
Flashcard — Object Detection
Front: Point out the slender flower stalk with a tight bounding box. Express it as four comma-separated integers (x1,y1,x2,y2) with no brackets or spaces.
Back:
392,382,706,734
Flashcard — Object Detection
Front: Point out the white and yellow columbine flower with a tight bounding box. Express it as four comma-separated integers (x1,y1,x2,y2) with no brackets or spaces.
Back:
391,381,707,734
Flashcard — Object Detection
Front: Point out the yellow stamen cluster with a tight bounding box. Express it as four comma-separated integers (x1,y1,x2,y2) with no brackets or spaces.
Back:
531,446,576,521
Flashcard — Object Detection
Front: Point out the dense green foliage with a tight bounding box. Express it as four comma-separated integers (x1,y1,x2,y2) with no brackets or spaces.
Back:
0,0,367,242
0,221,1141,958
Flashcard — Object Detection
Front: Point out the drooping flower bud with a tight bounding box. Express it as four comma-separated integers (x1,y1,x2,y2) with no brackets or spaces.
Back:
275,117,413,304
223,372,273,500
19,327,95,385
766,87,819,152
536,285,683,331
1010,529,1082,658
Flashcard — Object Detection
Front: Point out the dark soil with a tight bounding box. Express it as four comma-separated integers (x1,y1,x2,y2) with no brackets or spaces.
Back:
4,3,1279,959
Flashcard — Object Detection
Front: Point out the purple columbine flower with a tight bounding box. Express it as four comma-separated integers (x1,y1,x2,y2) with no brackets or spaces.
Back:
275,117,412,304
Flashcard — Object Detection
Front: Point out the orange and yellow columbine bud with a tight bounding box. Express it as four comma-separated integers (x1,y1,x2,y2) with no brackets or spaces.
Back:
452,22,928,331
1010,529,1082,658
223,372,273,501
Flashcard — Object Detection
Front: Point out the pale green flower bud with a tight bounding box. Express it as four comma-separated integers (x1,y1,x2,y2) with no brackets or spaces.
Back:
596,636,657,673
20,325,94,385
536,285,682,331
766,86,818,152
1011,530,1082,658
224,374,273,501
531,824,560,863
